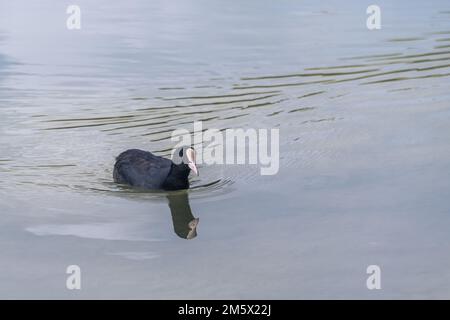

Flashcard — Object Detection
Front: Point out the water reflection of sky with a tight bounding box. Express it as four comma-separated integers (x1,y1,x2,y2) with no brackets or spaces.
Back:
0,0,450,299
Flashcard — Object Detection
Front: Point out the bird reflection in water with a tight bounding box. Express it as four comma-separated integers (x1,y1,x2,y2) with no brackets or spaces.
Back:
166,191,199,240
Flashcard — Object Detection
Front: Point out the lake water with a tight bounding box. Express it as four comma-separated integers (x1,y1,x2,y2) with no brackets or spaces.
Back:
1,0,450,299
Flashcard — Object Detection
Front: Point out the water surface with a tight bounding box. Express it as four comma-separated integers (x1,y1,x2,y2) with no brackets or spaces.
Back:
1,0,450,298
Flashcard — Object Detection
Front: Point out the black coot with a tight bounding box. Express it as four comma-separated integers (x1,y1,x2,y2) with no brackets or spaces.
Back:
113,146,198,190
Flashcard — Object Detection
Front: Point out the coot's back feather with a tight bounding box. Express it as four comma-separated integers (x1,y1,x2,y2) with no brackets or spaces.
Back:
113,149,172,189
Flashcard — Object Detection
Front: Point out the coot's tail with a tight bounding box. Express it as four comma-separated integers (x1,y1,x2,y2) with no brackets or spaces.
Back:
113,155,128,184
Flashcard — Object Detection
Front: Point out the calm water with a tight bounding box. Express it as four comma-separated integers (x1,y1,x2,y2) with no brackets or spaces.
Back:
1,0,450,298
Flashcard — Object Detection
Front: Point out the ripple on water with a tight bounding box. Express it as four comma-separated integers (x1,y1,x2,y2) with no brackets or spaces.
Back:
4,27,450,201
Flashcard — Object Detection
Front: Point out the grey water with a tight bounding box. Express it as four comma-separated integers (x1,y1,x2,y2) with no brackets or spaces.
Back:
1,0,450,298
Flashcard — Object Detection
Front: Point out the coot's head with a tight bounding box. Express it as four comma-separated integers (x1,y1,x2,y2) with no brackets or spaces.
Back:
172,146,199,176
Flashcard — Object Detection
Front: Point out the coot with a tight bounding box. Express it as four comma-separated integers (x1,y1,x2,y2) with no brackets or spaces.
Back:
113,146,198,190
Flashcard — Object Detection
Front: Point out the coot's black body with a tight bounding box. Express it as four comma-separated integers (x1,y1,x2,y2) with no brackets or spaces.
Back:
113,149,191,190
